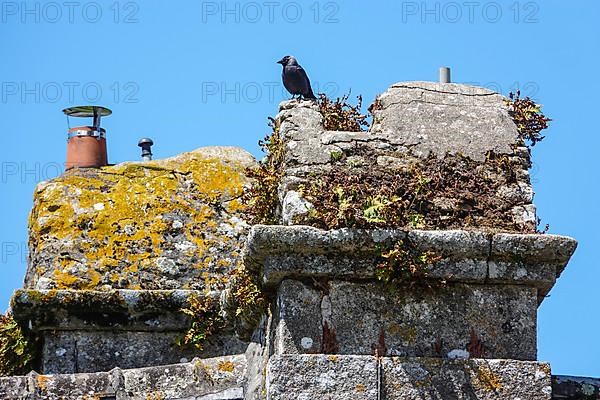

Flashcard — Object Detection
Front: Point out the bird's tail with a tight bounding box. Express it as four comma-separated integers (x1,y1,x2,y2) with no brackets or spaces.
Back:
305,88,317,100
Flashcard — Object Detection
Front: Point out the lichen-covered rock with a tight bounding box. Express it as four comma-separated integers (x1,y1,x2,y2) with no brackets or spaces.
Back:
382,357,552,399
26,146,255,292
0,355,247,399
266,355,553,400
273,279,538,360
267,354,379,399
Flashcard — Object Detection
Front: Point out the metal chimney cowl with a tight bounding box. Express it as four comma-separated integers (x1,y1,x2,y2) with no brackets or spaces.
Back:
62,105,112,170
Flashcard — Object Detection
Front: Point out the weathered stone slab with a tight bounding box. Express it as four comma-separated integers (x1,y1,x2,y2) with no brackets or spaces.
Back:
266,355,552,400
382,357,552,399
369,82,519,161
267,354,379,399
407,230,490,281
122,355,246,399
490,233,578,301
42,330,247,374
491,233,578,279
273,279,324,355
274,279,537,360
245,226,577,302
552,375,600,399
10,289,249,374
0,355,246,399
11,289,201,331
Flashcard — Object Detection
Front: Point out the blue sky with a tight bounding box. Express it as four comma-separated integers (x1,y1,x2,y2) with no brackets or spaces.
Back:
0,0,598,377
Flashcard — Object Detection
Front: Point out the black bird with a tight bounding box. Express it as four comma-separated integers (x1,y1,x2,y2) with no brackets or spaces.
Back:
277,55,316,100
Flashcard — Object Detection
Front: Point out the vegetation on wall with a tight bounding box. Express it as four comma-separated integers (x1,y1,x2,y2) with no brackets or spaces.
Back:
176,294,223,350
0,313,37,377
375,240,442,285
243,117,285,225
297,152,533,232
227,263,268,339
506,91,551,147
317,93,369,132
176,262,268,349
192,89,553,345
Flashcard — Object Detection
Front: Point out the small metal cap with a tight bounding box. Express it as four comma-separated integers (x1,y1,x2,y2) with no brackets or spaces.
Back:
439,67,451,83
138,138,154,161
62,106,112,118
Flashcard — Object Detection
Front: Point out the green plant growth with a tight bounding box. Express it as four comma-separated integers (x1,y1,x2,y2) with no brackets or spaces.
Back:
318,93,369,132
330,150,344,162
375,240,442,285
228,264,268,337
506,91,551,146
243,117,285,225
0,313,37,376
177,294,224,350
177,263,268,348
297,152,533,233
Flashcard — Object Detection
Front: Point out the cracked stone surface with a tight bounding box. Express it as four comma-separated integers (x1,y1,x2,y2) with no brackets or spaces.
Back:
0,355,246,400
369,82,519,161
273,280,537,360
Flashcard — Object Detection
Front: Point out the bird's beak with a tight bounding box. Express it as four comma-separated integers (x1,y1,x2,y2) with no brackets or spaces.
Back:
276,59,284,64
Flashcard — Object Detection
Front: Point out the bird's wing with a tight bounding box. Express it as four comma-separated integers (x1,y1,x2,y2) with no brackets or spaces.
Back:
294,65,316,98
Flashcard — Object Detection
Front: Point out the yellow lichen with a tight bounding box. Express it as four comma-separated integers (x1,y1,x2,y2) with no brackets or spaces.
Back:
387,323,417,344
28,150,252,291
473,364,503,392
35,374,50,390
217,360,235,372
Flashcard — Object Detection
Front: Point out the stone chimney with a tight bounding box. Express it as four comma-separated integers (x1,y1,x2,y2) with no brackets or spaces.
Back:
0,82,587,399
243,81,578,399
